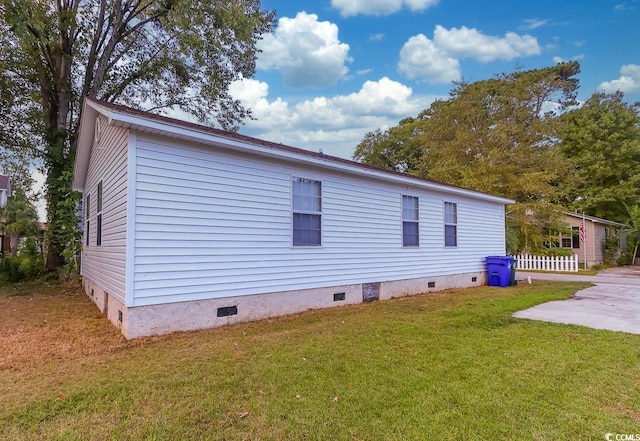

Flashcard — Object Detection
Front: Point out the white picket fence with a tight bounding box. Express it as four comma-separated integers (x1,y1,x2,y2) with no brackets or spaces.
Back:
512,253,579,272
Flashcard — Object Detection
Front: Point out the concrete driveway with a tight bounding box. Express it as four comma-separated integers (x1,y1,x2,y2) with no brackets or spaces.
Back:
513,267,640,334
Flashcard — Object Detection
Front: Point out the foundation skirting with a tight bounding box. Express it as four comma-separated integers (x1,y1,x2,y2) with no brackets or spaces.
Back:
82,272,486,339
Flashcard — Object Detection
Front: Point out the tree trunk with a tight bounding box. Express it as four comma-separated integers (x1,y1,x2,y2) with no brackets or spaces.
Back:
633,242,639,266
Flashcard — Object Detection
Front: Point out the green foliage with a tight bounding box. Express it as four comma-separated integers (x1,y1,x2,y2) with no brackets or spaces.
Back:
590,263,608,271
1,186,39,257
355,63,581,253
624,204,640,265
413,64,579,201
559,91,640,224
602,232,621,264
353,115,426,173
617,252,633,266
0,0,275,270
48,171,82,278
0,254,45,283
539,247,573,257
0,237,45,284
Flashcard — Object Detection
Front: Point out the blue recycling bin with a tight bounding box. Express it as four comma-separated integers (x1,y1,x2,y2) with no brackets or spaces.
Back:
486,256,515,287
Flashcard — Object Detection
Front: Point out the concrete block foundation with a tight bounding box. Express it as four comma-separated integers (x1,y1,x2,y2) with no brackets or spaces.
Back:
82,271,486,339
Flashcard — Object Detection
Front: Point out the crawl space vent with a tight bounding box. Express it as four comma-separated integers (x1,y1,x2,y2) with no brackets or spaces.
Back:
217,306,238,317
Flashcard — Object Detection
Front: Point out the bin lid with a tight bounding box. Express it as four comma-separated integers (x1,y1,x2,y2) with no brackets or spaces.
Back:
485,256,514,263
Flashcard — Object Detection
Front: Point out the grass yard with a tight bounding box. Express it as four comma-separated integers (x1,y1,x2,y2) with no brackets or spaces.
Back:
2,280,640,440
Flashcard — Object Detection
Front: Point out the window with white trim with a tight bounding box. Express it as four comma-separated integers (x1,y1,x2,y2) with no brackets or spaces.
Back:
96,181,103,246
560,226,580,249
402,195,419,247
292,177,321,246
444,202,457,247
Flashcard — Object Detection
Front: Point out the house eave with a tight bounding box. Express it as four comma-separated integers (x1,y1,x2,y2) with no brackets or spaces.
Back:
75,98,514,205
73,100,102,192
565,211,625,228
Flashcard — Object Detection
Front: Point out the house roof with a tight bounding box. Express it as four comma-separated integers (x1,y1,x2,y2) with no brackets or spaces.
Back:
73,97,514,205
565,211,625,227
0,175,10,192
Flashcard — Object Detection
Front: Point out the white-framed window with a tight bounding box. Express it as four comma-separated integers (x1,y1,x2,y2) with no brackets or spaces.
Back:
560,226,580,249
85,193,90,246
402,195,419,247
444,202,457,247
292,177,321,247
96,181,103,246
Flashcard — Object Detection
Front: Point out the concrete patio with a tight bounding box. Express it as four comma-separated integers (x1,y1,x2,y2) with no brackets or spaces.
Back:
513,267,640,334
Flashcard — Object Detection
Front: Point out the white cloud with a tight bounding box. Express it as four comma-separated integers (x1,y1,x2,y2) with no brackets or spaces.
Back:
257,12,351,89
599,64,640,95
331,0,438,17
397,26,541,83
231,77,436,158
519,18,549,31
433,25,541,62
614,3,635,10
398,34,461,84
229,78,291,129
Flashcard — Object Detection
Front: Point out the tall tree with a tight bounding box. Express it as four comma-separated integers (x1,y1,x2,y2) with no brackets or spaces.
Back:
354,63,581,252
353,114,427,173
625,204,640,265
558,91,640,224
0,0,275,270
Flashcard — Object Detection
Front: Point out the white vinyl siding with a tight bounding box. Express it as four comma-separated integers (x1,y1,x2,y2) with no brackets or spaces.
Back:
81,116,128,302
130,136,507,307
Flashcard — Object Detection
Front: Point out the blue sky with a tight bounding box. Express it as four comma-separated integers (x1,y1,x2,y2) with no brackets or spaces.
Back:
229,0,640,159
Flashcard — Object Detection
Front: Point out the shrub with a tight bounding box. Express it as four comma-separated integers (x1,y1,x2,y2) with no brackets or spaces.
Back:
617,252,633,266
0,253,45,283
591,263,608,271
602,233,621,264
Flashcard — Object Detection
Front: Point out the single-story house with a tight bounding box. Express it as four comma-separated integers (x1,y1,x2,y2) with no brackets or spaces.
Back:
555,212,626,266
0,175,10,255
73,98,513,339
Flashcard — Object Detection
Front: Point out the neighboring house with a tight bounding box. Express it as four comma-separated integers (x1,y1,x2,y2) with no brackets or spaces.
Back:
554,212,626,266
0,175,10,255
73,98,514,339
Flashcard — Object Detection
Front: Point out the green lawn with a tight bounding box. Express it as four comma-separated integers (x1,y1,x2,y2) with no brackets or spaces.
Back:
2,280,640,440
